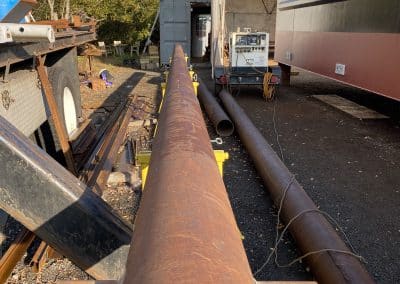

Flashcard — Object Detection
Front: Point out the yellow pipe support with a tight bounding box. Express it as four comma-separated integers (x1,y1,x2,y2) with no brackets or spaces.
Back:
160,82,167,111
163,71,169,82
154,82,167,137
136,151,152,189
192,81,199,96
213,150,229,176
137,150,229,189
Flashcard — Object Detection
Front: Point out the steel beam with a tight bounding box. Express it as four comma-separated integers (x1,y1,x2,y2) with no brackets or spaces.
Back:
198,77,234,137
123,45,253,283
219,89,374,284
36,55,77,175
86,101,133,194
0,228,35,283
0,115,132,280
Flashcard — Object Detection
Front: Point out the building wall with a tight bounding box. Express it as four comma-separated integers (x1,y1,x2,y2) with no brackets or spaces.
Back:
160,0,211,64
275,0,400,101
225,0,277,41
160,0,190,64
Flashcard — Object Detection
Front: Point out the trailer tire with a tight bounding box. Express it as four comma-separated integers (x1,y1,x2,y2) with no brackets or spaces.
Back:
48,67,80,136
38,67,80,165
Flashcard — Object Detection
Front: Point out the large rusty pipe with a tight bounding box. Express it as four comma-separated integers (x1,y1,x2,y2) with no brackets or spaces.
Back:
219,89,374,284
197,77,234,136
123,45,253,283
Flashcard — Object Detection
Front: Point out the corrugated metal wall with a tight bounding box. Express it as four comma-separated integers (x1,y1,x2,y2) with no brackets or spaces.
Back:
160,0,190,64
159,0,211,64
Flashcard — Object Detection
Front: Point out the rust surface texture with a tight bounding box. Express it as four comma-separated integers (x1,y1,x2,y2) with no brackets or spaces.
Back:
86,101,133,194
0,228,35,283
219,89,375,284
123,45,253,283
36,56,77,175
197,77,234,137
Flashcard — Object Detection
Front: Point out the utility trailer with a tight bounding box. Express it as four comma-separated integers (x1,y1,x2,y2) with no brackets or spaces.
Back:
0,2,96,162
275,0,400,101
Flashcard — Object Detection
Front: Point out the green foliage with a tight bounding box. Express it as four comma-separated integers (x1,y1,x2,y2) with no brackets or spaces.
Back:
33,0,159,44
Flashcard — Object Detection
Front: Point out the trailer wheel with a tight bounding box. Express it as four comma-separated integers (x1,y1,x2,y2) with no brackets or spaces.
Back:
37,67,80,166
48,67,80,136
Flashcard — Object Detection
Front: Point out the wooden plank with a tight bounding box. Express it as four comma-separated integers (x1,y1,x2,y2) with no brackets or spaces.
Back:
312,95,389,119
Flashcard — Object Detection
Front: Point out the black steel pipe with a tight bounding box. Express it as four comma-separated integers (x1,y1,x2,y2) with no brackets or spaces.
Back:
197,77,234,136
219,89,374,284
123,45,253,283
0,115,132,280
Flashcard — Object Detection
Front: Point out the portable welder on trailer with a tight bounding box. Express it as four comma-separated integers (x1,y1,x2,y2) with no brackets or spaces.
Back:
215,31,281,100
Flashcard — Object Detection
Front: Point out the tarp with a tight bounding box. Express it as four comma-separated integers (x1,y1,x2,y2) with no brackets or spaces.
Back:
0,0,36,23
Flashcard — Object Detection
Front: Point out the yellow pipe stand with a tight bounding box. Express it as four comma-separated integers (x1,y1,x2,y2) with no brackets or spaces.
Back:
137,150,229,189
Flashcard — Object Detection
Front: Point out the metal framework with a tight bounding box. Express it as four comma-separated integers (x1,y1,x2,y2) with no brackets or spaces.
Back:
0,115,132,280
0,29,96,67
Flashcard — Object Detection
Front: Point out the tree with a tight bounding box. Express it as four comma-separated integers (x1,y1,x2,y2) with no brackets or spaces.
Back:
33,0,159,44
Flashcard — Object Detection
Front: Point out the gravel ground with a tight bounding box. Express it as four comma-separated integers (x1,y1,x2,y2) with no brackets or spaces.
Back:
198,65,400,283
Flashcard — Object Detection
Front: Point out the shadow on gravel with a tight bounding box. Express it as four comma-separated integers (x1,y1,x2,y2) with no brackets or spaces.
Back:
88,71,146,121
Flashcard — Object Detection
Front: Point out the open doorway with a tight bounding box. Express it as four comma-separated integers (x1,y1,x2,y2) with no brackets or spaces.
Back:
191,2,211,63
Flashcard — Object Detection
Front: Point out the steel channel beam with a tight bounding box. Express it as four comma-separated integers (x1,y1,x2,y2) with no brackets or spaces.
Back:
85,101,132,194
80,102,125,177
0,115,132,280
36,55,77,175
123,45,253,283
197,77,234,137
0,228,35,283
219,89,374,284
90,102,134,194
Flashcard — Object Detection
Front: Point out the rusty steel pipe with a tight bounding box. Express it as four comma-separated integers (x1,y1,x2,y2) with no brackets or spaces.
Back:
219,89,374,284
197,77,234,136
123,45,253,283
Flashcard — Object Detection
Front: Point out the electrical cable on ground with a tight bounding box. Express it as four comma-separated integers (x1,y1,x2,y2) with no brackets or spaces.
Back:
272,95,285,162
253,176,365,277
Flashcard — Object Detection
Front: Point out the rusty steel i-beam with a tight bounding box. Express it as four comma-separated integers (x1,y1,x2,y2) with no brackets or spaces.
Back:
123,45,253,283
